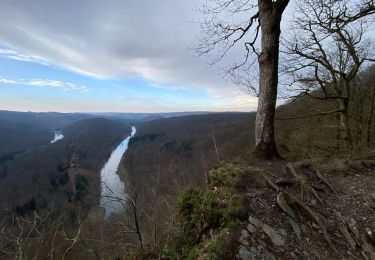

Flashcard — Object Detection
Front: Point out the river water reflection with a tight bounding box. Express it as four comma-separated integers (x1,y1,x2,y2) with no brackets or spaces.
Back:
100,126,136,218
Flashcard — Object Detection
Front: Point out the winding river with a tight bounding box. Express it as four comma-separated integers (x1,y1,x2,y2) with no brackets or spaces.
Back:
100,126,136,218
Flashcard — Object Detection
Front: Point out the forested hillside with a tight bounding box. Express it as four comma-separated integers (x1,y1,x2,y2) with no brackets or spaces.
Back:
0,118,130,215
0,111,91,163
118,113,253,239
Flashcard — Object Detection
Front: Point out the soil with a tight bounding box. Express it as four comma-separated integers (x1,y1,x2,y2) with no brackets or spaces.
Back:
233,158,375,259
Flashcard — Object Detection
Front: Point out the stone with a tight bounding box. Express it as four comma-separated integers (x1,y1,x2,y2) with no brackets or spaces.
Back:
239,237,249,246
366,227,372,239
247,223,257,233
238,245,255,260
277,192,296,219
349,218,360,238
262,224,285,246
239,229,250,246
248,216,262,228
241,229,250,239
265,253,277,260
288,217,301,239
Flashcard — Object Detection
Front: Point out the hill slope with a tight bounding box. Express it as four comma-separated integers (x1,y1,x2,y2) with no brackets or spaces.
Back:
0,110,92,162
0,118,131,214
118,113,254,237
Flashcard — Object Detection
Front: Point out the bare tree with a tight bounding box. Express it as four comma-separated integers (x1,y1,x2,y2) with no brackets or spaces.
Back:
101,182,144,251
283,0,375,151
362,65,375,148
196,0,290,159
0,206,84,260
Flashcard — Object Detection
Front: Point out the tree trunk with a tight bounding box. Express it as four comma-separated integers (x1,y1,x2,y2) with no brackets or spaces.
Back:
367,83,375,148
356,98,364,151
336,113,341,150
255,0,288,159
338,98,352,151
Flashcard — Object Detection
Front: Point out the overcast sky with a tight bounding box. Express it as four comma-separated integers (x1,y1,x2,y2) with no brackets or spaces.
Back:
0,0,264,112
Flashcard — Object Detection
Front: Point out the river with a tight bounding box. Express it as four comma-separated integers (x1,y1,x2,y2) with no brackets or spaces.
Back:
100,126,136,218
50,131,64,143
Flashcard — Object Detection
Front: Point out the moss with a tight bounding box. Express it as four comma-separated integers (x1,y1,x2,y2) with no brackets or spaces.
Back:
208,162,248,190
186,247,198,260
177,188,221,243
225,220,241,229
201,228,239,260
223,194,248,221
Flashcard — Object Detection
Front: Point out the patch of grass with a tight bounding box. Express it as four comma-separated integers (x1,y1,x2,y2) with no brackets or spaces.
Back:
186,247,198,260
223,194,248,221
225,219,241,229
201,228,240,260
176,188,221,243
208,162,248,190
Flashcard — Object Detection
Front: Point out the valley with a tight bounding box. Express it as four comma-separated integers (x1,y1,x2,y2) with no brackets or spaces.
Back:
0,101,375,259
1,0,375,258
0,115,131,215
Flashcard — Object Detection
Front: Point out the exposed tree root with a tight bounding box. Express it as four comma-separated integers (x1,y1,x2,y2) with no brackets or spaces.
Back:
276,192,296,219
336,211,375,260
315,170,338,195
334,210,357,250
285,162,324,205
263,173,340,255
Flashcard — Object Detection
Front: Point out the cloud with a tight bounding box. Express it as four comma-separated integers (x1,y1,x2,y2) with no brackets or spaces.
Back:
0,76,88,92
0,78,17,84
0,0,258,110
0,48,49,66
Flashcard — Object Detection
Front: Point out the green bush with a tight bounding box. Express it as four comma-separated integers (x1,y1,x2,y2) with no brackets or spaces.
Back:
177,188,221,243
223,194,247,221
203,228,238,259
186,247,198,260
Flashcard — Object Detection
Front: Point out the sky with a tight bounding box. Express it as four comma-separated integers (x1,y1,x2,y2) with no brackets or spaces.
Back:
0,0,261,113
0,1,371,113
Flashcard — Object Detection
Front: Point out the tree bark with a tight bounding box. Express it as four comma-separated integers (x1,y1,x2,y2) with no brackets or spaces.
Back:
367,83,375,148
336,113,341,150
254,0,288,159
356,96,365,151
338,98,352,151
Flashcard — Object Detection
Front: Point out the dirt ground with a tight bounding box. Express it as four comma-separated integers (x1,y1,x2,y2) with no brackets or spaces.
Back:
234,158,375,259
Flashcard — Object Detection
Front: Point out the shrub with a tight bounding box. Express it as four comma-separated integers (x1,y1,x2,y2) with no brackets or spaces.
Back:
203,228,239,259
223,194,247,221
176,188,221,243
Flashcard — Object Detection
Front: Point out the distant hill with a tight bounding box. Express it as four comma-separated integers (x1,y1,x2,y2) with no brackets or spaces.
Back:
0,118,131,215
93,111,214,121
0,110,93,162
0,110,92,130
0,118,51,163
